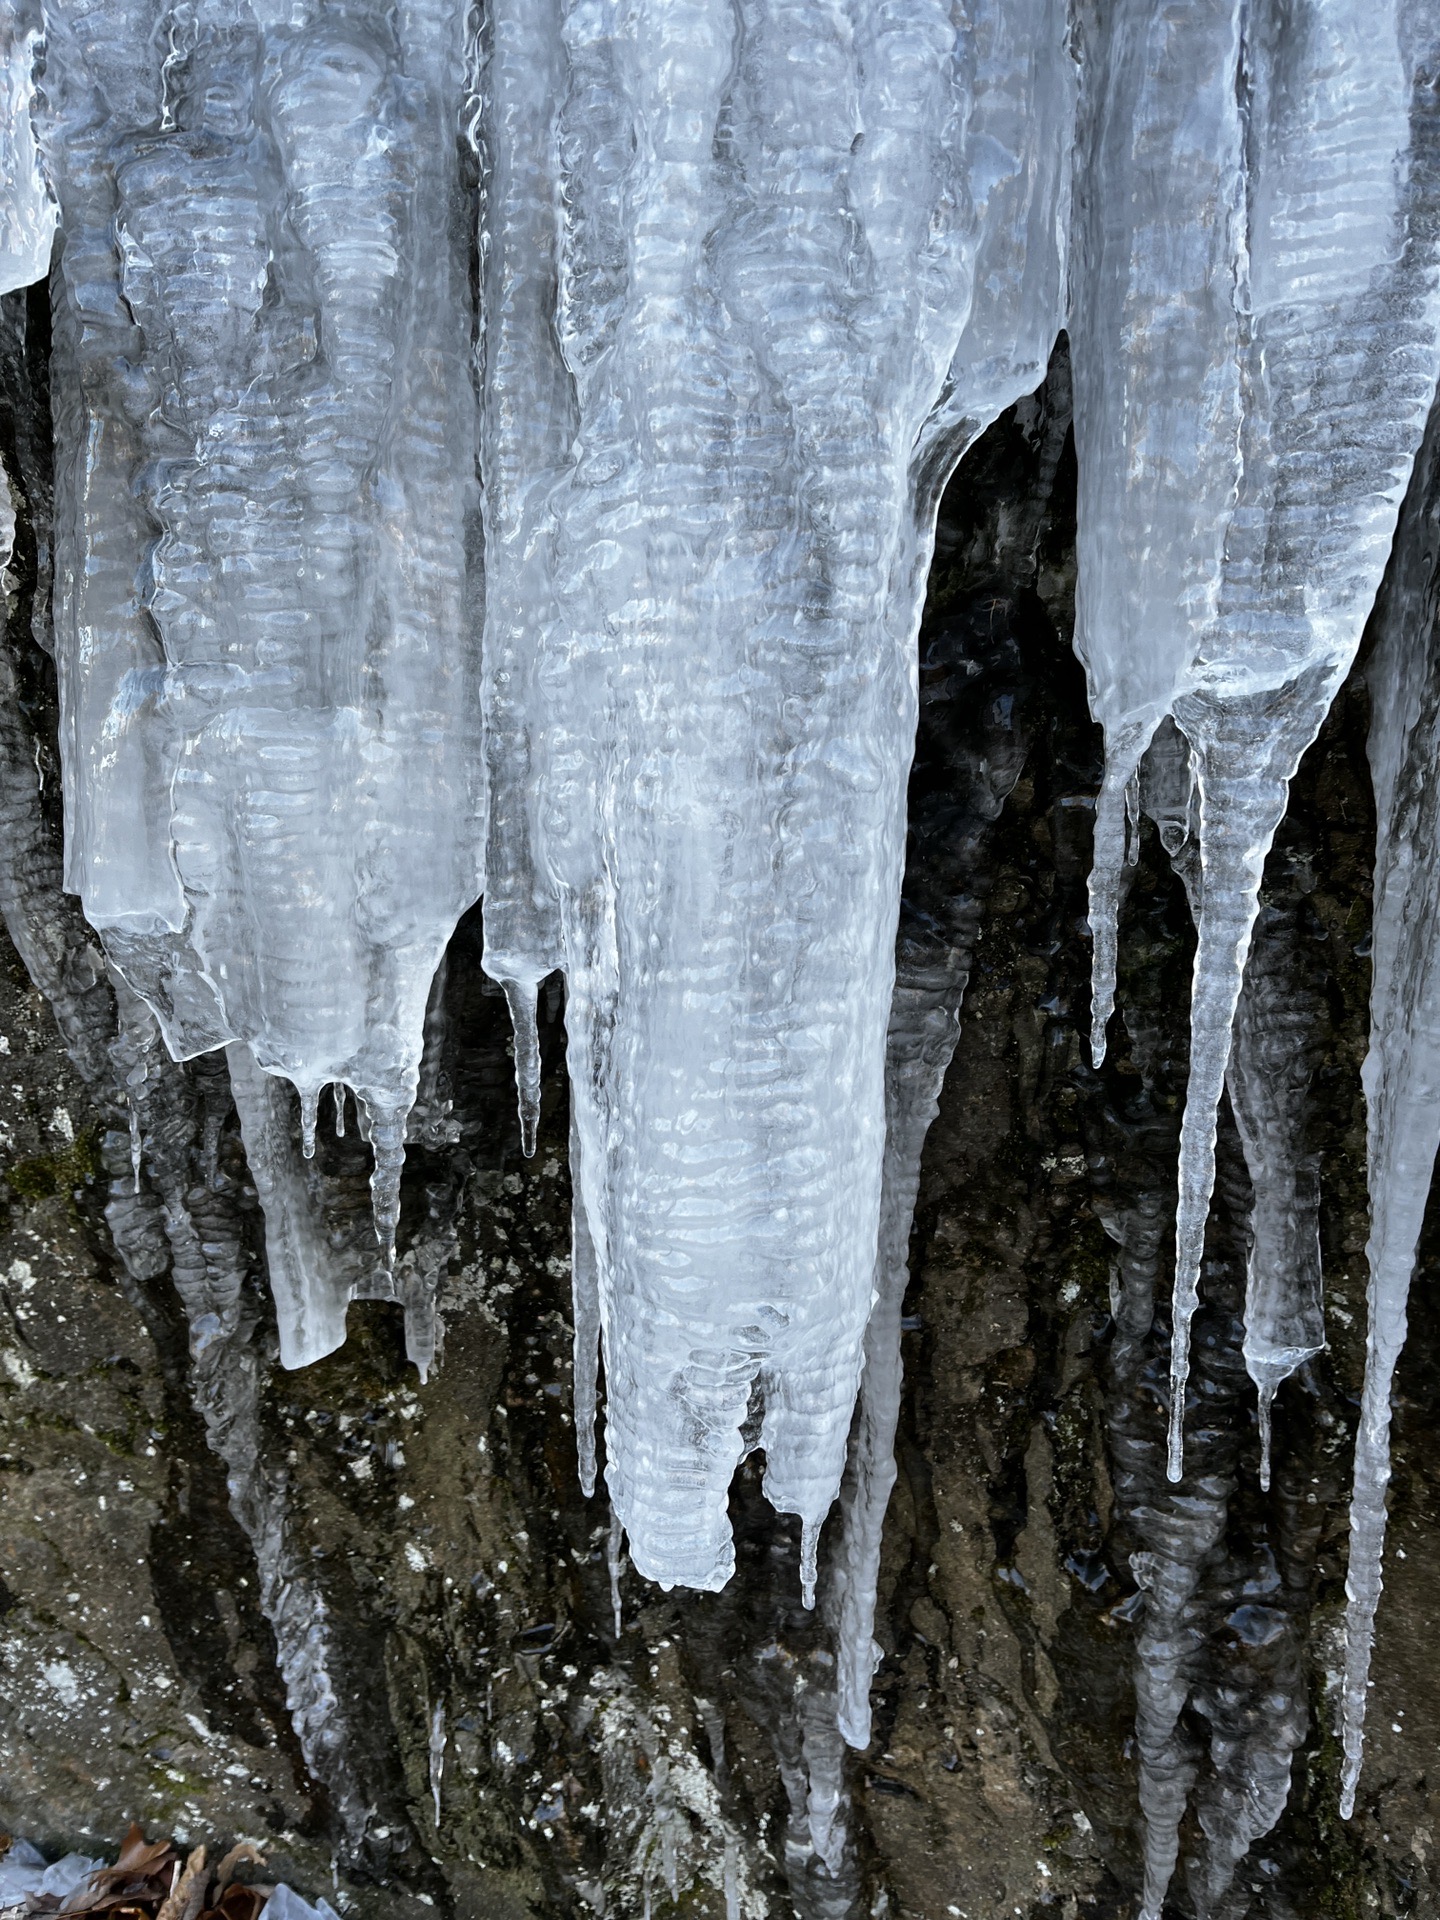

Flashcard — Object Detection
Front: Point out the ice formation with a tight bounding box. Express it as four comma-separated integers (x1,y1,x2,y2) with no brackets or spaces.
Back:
1338,397,1440,1818
0,12,55,297
476,0,1074,1594
1072,0,1440,1484
1138,717,1325,1494
13,0,1440,1876
37,0,485,1363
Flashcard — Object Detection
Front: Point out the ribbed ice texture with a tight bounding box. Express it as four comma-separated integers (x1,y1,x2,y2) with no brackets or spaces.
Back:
1339,396,1440,1820
37,0,484,1357
1072,0,1440,1485
0,12,55,296
477,0,1074,1594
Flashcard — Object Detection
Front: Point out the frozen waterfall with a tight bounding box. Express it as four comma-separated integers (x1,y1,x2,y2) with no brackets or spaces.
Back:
10,0,1440,1887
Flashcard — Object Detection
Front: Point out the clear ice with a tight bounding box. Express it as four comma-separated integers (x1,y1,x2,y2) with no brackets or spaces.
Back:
1339,394,1440,1820
1072,0,1440,1483
37,0,485,1356
0,11,55,297
477,0,1074,1592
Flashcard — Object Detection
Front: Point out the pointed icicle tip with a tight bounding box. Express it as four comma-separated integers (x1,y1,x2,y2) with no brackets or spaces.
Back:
503,978,543,1158
608,1510,625,1638
1164,758,1285,1484
333,1081,347,1139
1088,752,1142,1070
128,1098,143,1194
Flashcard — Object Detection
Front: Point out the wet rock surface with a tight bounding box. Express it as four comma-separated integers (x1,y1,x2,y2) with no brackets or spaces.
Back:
1,295,1437,1919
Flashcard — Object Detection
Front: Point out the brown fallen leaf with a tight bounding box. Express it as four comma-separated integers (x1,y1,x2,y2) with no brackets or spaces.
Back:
155,1847,206,1920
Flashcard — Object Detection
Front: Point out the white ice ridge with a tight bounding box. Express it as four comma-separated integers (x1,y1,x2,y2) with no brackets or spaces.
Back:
476,0,1074,1596
37,0,485,1352
0,11,56,296
1071,0,1440,1483
1338,397,1440,1821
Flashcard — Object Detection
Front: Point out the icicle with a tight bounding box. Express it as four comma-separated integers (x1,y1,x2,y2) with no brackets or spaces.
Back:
1337,395,1440,1820
474,0,569,1004
1088,745,1153,1068
571,1112,601,1499
799,1667,847,1875
37,0,485,1305
299,1087,319,1162
0,17,57,296
127,1097,143,1193
502,978,542,1159
1165,719,1301,1481
1228,896,1324,1493
332,1083,345,1140
364,1100,407,1272
428,1701,446,1830
1140,676,1326,1501
722,1840,739,1920
1073,0,1440,1486
833,981,963,1748
481,0,1073,1599
799,1518,820,1613
608,1512,625,1640
201,1109,222,1190
226,1044,353,1368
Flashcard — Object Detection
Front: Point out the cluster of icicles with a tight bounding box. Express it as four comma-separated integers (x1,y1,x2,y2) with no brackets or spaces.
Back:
5,0,1440,1899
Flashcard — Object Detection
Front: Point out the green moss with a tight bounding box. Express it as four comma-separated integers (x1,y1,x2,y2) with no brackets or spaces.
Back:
6,1130,102,1205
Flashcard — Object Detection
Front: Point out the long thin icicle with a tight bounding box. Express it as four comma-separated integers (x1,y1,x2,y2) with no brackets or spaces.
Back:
1340,397,1440,1819
1073,0,1440,1484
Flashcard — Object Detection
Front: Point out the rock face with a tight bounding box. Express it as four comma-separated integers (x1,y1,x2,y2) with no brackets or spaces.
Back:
2,293,1439,1920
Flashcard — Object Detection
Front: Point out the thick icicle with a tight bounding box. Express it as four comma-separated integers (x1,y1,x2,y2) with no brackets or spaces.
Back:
37,0,484,1329
227,1042,351,1369
1071,0,1248,1070
1073,0,1440,1483
0,13,55,296
479,0,1074,1595
1339,398,1440,1819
